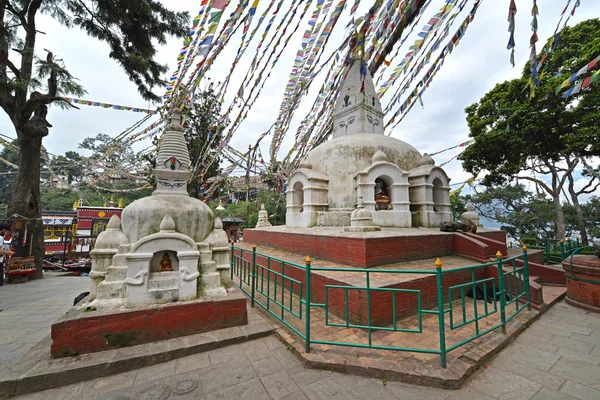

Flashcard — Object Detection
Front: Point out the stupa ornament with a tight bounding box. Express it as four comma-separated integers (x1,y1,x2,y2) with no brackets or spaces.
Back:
284,59,452,229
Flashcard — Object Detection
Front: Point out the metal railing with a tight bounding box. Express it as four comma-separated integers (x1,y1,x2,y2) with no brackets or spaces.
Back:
231,244,531,368
526,238,581,264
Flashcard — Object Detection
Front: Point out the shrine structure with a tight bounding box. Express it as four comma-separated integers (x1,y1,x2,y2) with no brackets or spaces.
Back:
244,60,564,312
50,112,247,357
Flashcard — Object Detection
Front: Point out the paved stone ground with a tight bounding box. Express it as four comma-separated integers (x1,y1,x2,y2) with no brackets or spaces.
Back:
0,272,88,375
14,300,600,400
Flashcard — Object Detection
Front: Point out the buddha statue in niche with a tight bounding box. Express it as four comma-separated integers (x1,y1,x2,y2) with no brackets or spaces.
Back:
158,253,174,272
375,178,390,210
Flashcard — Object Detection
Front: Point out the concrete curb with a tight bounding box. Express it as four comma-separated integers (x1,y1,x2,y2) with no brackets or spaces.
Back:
0,307,274,399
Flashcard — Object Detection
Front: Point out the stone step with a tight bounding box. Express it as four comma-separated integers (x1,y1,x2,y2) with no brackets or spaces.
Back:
104,266,128,282
111,254,128,267
202,261,217,274
200,250,213,263
96,280,126,299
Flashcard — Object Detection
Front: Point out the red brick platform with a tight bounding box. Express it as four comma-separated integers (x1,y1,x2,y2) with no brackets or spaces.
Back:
244,226,507,267
562,255,600,312
50,289,248,357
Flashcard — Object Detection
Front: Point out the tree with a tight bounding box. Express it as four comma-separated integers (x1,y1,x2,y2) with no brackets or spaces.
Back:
471,184,562,242
450,192,469,221
184,81,226,199
460,19,600,240
48,150,84,184
0,1,189,277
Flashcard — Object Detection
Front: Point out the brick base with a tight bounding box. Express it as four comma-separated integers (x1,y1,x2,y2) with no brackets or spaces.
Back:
562,255,600,311
50,289,248,357
244,228,507,268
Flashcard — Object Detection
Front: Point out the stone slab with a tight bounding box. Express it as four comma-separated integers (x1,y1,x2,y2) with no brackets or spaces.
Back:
0,305,273,400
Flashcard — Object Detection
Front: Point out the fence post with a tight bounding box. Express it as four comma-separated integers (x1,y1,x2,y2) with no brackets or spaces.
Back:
560,239,565,260
251,245,257,307
522,245,531,311
305,255,312,354
230,240,234,280
435,258,446,368
496,251,507,334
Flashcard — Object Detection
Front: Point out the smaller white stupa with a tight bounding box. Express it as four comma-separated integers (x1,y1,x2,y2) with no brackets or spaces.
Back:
256,204,272,227
88,112,231,309
461,199,481,227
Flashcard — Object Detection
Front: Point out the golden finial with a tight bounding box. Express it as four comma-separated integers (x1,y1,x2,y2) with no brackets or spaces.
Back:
435,258,442,268
306,255,312,264
496,251,503,258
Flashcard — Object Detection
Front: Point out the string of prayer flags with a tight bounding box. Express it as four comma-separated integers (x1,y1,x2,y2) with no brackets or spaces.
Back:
386,0,484,130
507,0,517,67
220,0,278,101
62,97,158,114
555,55,599,96
429,140,472,156
164,0,211,101
529,1,539,73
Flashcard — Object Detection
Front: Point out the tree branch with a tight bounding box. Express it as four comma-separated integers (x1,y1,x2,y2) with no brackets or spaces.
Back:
516,175,553,195
0,50,19,77
4,1,27,28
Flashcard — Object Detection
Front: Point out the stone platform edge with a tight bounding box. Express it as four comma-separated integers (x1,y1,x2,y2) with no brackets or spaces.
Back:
50,288,248,357
257,290,567,390
0,306,274,399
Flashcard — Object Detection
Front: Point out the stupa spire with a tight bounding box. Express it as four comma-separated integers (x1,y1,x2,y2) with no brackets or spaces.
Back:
332,60,385,138
152,110,193,196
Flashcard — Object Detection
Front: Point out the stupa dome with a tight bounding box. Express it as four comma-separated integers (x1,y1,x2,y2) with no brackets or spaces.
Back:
305,135,421,209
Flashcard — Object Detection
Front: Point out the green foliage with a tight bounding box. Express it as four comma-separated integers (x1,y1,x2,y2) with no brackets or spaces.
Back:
460,19,600,185
221,190,286,229
184,81,227,198
49,151,84,184
450,192,469,221
38,0,189,102
471,184,583,242
0,142,18,208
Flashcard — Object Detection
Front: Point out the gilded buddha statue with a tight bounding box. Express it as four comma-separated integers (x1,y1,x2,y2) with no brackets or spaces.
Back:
158,253,174,272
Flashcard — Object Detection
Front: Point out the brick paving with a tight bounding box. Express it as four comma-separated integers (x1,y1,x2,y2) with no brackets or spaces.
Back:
14,300,600,400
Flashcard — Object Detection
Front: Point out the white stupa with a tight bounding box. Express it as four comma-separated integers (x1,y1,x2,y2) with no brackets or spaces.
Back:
88,112,230,309
286,60,452,229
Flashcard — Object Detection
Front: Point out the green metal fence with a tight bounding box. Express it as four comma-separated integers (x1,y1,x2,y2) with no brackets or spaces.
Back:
526,238,581,264
230,244,531,368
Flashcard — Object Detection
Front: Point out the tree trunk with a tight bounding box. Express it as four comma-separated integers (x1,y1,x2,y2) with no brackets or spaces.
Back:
552,194,566,240
7,131,45,279
567,182,589,246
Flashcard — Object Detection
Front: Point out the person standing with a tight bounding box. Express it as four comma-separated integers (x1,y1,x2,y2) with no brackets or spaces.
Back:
0,224,15,286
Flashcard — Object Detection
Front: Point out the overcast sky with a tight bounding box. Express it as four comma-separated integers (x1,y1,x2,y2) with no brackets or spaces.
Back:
1,0,599,197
